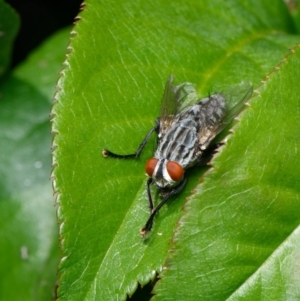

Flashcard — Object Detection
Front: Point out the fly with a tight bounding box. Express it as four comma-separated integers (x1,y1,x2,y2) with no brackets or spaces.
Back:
102,75,252,237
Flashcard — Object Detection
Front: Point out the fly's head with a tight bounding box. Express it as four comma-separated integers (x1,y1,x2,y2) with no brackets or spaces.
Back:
145,158,184,188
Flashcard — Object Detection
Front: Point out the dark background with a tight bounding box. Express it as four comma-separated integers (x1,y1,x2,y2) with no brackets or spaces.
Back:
6,0,82,68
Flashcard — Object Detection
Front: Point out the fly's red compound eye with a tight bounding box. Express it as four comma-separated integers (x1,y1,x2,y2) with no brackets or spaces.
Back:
166,161,184,181
145,158,158,176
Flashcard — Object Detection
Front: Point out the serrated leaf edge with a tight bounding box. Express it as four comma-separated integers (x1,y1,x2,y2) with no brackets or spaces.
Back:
49,3,87,300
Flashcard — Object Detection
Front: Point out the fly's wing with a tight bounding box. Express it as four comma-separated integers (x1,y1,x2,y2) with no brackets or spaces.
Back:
220,81,253,131
197,81,253,150
159,75,177,136
175,81,199,111
159,75,199,137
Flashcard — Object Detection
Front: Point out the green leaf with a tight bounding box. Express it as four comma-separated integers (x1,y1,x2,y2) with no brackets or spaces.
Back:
0,0,20,77
0,28,69,301
153,44,300,301
52,0,300,300
154,47,300,300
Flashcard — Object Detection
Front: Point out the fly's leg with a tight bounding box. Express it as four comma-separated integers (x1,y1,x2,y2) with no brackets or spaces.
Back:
146,178,154,213
197,142,224,166
102,122,159,159
140,177,187,237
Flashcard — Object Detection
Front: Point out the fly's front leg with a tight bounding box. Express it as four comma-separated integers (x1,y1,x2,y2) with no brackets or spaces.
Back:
146,178,154,213
140,177,187,237
102,121,159,159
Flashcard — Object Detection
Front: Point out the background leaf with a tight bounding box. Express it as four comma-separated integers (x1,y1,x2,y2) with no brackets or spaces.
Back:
0,28,69,301
0,0,19,76
52,0,300,300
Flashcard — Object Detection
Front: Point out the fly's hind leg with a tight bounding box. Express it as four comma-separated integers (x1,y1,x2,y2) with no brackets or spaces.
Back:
197,142,224,166
102,121,159,159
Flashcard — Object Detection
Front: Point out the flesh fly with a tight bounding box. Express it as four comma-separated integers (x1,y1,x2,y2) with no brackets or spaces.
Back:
103,75,252,237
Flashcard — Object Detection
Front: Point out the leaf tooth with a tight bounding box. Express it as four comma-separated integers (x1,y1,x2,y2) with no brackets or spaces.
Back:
49,169,55,180
51,158,57,170
49,117,56,126
70,30,77,36
252,89,260,97
52,177,59,193
54,193,61,207
50,121,59,134
51,140,58,150
57,203,64,225
66,46,73,52
80,2,86,10
62,60,70,67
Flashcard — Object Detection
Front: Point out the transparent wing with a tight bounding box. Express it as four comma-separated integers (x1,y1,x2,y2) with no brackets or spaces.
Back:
175,81,199,111
220,80,253,130
160,75,176,123
159,75,199,136
159,75,177,136
195,81,253,151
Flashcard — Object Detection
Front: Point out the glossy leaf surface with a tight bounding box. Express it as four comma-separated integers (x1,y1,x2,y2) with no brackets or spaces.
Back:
51,0,300,300
0,29,69,301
